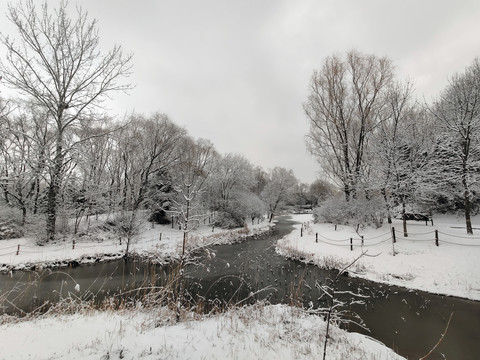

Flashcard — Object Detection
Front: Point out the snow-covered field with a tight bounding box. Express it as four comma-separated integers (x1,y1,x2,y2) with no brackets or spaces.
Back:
277,213,480,301
0,219,272,272
0,304,403,360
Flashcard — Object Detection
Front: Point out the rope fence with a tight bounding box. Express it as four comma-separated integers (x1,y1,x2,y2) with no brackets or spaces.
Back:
0,231,173,259
0,223,250,259
298,221,480,257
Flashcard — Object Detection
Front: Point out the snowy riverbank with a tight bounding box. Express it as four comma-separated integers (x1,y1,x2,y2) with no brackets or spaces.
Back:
0,220,273,273
276,214,480,301
0,303,404,360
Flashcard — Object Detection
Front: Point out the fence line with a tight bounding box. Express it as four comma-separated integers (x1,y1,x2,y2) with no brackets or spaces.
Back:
399,230,436,236
438,239,480,246
360,238,393,247
361,231,392,240
437,230,480,240
396,237,433,242
316,233,353,243
0,244,20,251
312,226,480,251
2,224,480,260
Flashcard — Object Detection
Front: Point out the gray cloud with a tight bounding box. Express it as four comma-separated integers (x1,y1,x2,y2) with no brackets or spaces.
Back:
1,0,480,183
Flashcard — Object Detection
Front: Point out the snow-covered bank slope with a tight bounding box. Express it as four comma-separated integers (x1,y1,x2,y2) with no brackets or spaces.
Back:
0,220,272,272
277,214,480,301
0,304,404,360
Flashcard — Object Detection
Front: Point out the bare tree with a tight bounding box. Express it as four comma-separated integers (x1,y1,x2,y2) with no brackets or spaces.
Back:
261,167,298,222
309,179,338,205
116,113,186,255
304,50,394,201
169,138,215,256
69,119,116,234
371,80,428,234
427,58,480,234
203,153,259,227
0,0,133,241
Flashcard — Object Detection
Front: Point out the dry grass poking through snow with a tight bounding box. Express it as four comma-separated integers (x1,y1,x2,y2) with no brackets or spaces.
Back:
0,302,404,360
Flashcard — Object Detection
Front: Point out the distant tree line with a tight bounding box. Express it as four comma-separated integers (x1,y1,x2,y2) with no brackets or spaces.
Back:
305,50,480,234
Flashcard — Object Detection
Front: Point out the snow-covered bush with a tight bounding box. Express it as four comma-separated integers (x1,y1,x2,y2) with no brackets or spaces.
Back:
314,196,385,229
214,192,266,229
214,209,245,229
0,206,24,240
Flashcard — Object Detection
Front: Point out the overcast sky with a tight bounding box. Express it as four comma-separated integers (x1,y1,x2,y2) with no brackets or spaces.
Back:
1,0,480,183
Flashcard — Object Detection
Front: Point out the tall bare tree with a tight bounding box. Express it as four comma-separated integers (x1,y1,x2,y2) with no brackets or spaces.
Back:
371,80,422,232
169,137,215,256
428,58,480,234
304,50,394,200
0,0,133,241
116,113,185,255
261,167,297,222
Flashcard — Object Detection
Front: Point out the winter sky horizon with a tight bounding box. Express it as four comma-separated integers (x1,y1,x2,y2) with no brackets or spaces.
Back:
1,0,480,183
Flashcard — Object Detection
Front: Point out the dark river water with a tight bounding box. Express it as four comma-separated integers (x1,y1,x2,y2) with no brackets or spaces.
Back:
1,215,479,359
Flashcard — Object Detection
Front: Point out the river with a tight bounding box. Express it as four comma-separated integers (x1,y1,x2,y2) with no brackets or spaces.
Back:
1,215,479,359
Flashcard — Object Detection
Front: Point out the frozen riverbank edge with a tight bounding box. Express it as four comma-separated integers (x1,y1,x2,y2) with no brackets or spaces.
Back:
0,221,273,273
276,214,480,302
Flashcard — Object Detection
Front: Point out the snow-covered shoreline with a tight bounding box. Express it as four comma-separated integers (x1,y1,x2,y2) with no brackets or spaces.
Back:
0,220,273,273
276,214,480,301
0,303,404,360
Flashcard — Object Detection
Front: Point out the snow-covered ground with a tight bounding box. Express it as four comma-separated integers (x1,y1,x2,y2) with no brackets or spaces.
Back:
277,213,480,301
4,213,478,359
0,219,272,272
0,304,404,360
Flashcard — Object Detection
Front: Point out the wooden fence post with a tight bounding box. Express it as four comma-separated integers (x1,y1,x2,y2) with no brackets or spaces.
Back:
350,237,353,251
301,226,303,237
335,224,337,231
316,233,318,243
435,230,439,246
72,239,75,250
391,227,396,256
361,235,364,246
391,227,396,243
16,244,20,255
159,233,162,241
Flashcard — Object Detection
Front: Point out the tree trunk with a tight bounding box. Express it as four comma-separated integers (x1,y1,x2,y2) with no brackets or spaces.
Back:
45,180,58,242
381,188,392,224
402,201,408,237
46,131,64,242
464,189,473,235
462,155,473,235
182,198,190,256
33,177,40,215
21,205,27,226
344,183,350,202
